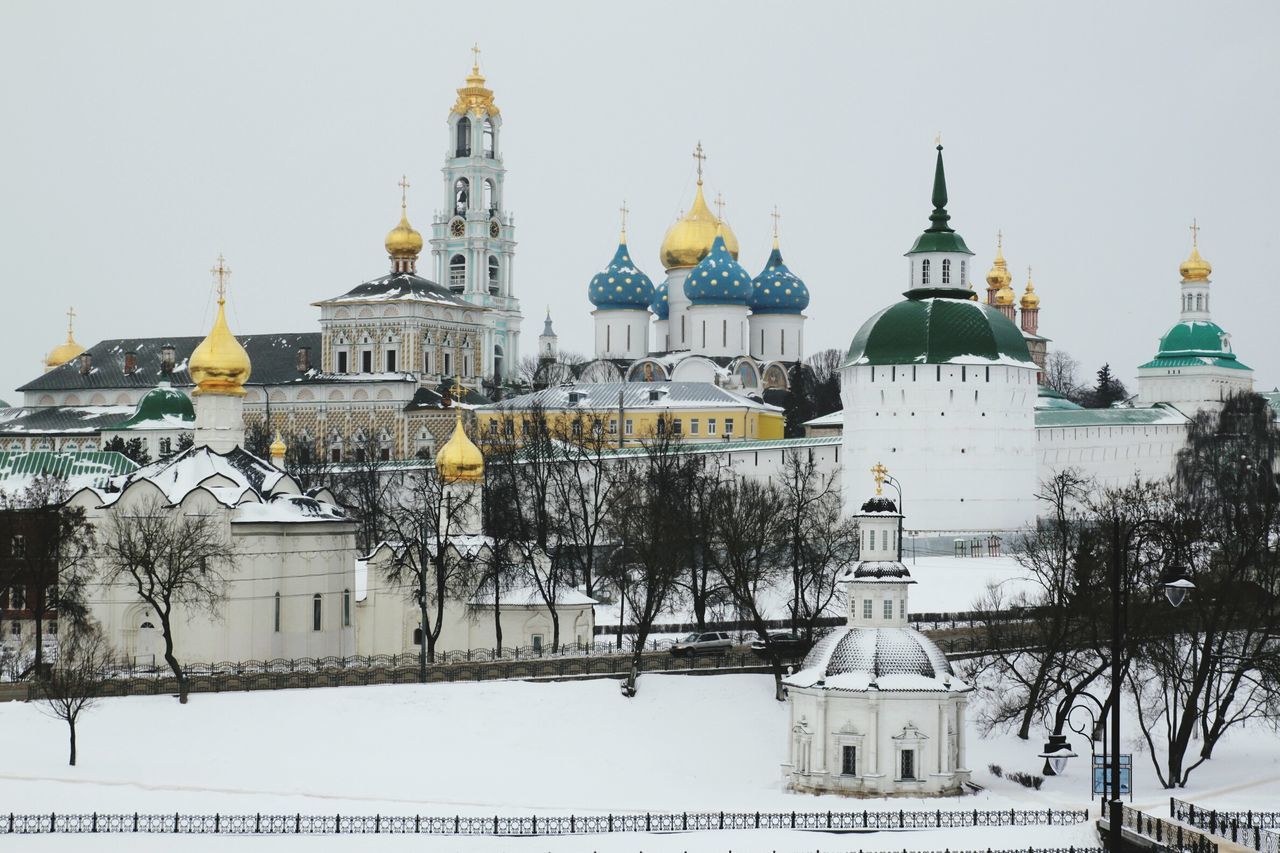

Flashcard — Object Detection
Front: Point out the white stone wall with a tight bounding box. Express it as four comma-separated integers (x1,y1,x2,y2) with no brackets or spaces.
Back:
841,362,1039,532
1036,422,1186,489
592,309,650,360
1137,364,1253,414
749,313,805,362
663,269,695,351
684,304,749,358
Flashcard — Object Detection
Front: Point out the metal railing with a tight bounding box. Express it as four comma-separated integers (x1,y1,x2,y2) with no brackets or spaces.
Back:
1,807,1088,836
1171,797,1280,852
1102,800,1219,852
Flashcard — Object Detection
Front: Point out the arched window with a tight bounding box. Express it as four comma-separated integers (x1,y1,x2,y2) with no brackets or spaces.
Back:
455,117,471,157
482,120,494,157
484,179,496,214
942,258,951,284
454,178,469,215
450,254,466,293
921,258,930,285
488,256,500,295
960,260,967,284
1196,294,1203,311
342,589,351,627
493,343,504,381
312,594,322,631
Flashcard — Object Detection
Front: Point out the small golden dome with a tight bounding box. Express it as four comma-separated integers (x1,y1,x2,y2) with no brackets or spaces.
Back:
436,409,484,483
994,283,1016,306
1020,277,1040,309
270,432,287,458
986,234,1012,290
385,210,423,259
660,182,740,269
45,307,85,369
190,262,252,397
1180,245,1212,282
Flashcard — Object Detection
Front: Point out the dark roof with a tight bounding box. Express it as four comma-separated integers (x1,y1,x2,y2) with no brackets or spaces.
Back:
0,405,134,435
316,272,473,308
0,450,137,489
843,291,1035,368
404,385,492,411
20,333,323,393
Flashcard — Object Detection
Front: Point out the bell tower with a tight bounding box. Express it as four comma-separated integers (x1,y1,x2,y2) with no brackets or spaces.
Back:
430,45,522,385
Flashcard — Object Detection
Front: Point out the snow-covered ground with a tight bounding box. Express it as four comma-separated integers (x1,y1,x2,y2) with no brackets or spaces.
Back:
3,671,1277,850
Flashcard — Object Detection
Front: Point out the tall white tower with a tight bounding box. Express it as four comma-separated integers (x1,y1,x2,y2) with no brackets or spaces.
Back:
430,48,522,384
538,308,559,362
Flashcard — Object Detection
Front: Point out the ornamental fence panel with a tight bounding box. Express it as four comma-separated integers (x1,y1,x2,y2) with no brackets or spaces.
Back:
1171,798,1280,852
1102,800,1219,853
1,808,1088,837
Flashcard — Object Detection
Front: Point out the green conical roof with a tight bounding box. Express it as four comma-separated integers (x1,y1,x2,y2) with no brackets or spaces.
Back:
113,383,195,429
907,145,972,256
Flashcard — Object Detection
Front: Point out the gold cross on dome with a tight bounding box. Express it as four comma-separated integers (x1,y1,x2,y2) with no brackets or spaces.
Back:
714,192,725,221
398,174,410,210
471,43,481,70
1190,218,1200,247
996,229,1003,251
770,206,781,239
871,462,888,496
210,254,231,301
66,306,76,335
692,141,706,183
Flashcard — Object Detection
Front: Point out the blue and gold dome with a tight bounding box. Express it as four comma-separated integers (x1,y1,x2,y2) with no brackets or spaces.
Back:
588,239,654,311
684,231,752,306
750,243,809,314
651,280,669,320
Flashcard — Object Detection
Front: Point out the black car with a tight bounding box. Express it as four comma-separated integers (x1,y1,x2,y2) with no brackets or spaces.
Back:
750,632,812,658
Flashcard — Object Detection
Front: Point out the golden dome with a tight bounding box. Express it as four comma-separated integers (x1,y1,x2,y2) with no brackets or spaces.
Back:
660,181,740,269
1180,245,1212,282
985,233,1012,290
451,54,499,118
436,408,484,483
385,210,423,259
190,257,251,396
270,432,287,458
994,283,1016,306
1020,275,1040,309
45,308,85,368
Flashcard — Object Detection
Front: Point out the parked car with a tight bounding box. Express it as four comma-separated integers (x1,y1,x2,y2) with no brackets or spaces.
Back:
751,632,812,658
669,631,734,656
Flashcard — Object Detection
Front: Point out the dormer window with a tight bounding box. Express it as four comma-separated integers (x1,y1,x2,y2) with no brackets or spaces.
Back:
941,258,951,284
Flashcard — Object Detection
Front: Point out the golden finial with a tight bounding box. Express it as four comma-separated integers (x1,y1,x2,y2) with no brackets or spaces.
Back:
44,306,85,369
436,380,484,483
619,199,629,242
871,462,889,496
398,174,410,212
692,141,706,185
210,254,231,302
471,42,481,72
770,206,781,248
270,430,287,461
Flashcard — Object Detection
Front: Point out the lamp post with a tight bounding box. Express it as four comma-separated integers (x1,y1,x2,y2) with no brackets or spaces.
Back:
884,474,904,561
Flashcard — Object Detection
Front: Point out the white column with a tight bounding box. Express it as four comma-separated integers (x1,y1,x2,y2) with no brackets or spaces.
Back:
956,699,967,770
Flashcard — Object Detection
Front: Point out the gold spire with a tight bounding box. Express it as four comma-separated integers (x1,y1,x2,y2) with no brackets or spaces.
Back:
871,462,888,496
44,306,85,369
1020,265,1040,309
436,381,484,483
986,230,1012,291
1179,218,1212,281
451,45,499,117
189,255,252,396
659,143,740,268
385,175,424,261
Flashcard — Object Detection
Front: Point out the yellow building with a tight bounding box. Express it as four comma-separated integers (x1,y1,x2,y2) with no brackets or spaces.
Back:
474,381,785,448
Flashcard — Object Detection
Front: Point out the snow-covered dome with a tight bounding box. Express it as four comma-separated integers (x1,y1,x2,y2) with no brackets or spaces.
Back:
785,626,956,692
588,239,654,310
684,232,752,306
750,244,809,314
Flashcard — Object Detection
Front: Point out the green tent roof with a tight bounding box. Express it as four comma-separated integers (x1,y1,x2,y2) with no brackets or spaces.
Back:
113,384,195,429
844,288,1035,367
0,450,138,490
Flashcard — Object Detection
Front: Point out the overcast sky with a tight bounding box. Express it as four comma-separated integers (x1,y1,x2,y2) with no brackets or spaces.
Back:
2,1,1277,401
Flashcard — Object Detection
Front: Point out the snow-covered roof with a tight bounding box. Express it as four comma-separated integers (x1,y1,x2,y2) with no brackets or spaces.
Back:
0,405,133,435
466,584,597,608
840,561,916,584
314,272,479,309
784,626,967,693
481,382,780,413
802,410,843,428
0,450,137,492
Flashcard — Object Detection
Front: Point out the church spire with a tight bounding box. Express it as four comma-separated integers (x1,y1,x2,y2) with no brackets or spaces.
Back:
927,139,952,234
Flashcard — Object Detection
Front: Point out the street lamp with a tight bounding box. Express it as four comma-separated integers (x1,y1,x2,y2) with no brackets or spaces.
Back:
883,473,904,561
1038,734,1077,776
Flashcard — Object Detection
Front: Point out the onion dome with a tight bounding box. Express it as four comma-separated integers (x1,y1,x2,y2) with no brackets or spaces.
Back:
660,181,740,269
45,313,85,369
684,230,752,306
1020,274,1040,310
785,625,957,691
190,257,252,396
436,408,484,483
750,241,810,314
651,281,669,320
113,381,195,428
1180,241,1212,282
270,432,287,458
994,282,1016,306
1140,320,1250,373
985,234,1012,290
588,239,655,310
385,210,423,260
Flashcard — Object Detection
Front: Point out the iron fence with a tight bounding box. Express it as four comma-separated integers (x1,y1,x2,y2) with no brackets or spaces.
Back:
1102,800,1219,853
1,807,1088,836
1171,797,1280,852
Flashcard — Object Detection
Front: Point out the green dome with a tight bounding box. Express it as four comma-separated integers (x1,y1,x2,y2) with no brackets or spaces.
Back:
844,287,1035,368
1140,320,1251,371
113,383,195,429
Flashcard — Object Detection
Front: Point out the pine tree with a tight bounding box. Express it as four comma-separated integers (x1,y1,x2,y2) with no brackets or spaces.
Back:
1083,363,1128,409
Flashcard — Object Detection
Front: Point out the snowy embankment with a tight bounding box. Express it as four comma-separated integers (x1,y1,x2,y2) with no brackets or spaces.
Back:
2,673,1275,850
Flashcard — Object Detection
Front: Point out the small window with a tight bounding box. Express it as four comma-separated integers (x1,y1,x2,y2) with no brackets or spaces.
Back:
361,351,372,373
455,117,471,157
385,350,397,372
343,589,351,627
413,627,423,645
159,437,172,456
624,419,634,435
689,418,700,435
672,419,682,434
707,418,717,435
884,599,893,619
531,634,543,653
337,351,349,373
656,418,666,436
331,448,341,463
901,749,916,780
942,258,951,284
379,447,390,461
921,258,930,285
881,529,888,550
862,599,872,620
960,259,967,284
424,351,431,374
449,255,466,293
488,256,500,295
489,421,499,435
273,592,281,633
900,599,906,619
312,594,322,631
608,419,617,434
724,418,733,435
444,353,452,376
842,745,857,776
571,421,583,437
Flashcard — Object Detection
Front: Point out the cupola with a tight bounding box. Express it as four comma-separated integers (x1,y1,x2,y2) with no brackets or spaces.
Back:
189,256,252,397
44,307,85,371
385,176,424,273
589,230,654,310
651,281,670,320
1180,221,1212,282
684,228,752,306
436,403,484,483
750,236,810,314
659,143,740,269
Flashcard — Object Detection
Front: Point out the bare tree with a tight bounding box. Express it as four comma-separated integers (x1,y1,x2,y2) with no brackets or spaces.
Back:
805,348,844,387
39,623,111,766
1042,350,1083,401
98,496,235,703
549,412,628,599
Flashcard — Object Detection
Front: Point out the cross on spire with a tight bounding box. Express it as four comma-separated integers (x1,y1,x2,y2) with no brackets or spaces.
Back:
210,254,231,301
66,306,76,336
714,192,725,222
692,141,706,184
398,175,410,211
619,199,629,240
996,229,1003,252
770,206,781,240
1190,218,1200,248
471,43,481,70
871,462,889,496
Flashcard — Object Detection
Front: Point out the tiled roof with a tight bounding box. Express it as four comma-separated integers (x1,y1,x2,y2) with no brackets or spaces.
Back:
0,405,133,435
481,382,780,413
0,450,137,490
1034,404,1190,429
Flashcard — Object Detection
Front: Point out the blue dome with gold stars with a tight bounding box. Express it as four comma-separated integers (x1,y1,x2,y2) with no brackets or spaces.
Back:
684,233,752,306
651,280,669,320
750,244,809,314
589,240,654,311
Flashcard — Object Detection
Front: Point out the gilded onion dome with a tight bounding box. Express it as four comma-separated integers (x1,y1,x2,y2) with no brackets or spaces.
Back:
385,210,423,259
1180,245,1212,282
750,240,810,314
985,237,1012,290
651,281,670,320
1020,272,1040,309
45,309,85,368
994,282,1016,306
685,230,752,306
588,238,655,310
660,182,740,269
190,259,252,396
436,408,484,483
269,432,287,458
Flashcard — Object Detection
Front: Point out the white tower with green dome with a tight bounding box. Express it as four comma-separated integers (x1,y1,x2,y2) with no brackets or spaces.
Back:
840,145,1039,532
1136,225,1253,413
430,49,522,384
